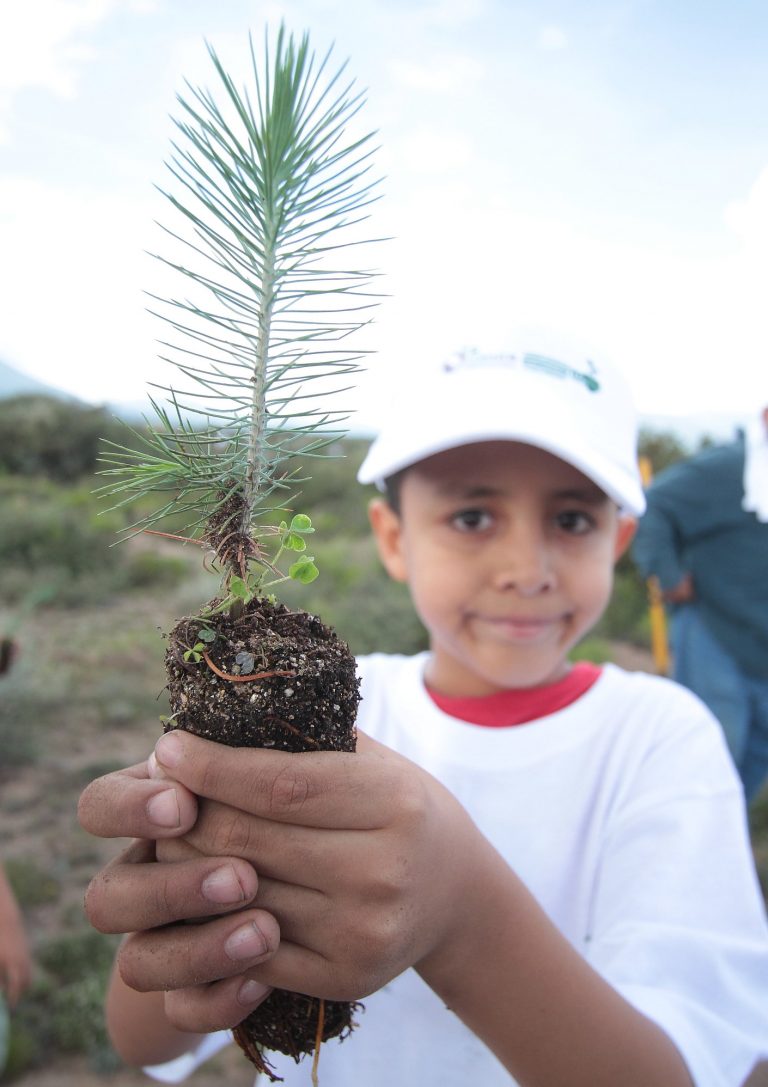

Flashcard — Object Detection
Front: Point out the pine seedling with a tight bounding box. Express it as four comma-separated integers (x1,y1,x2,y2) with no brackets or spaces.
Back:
99,25,383,1081
99,25,380,594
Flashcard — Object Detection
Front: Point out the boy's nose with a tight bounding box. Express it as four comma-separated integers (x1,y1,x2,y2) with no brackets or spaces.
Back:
491,532,555,595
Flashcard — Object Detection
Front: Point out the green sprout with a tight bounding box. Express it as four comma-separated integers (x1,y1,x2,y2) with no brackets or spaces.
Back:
182,642,207,664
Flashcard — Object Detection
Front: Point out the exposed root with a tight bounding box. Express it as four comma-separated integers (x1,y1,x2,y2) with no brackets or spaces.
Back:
275,718,320,748
311,999,325,1087
201,651,295,684
202,485,260,577
232,1025,283,1082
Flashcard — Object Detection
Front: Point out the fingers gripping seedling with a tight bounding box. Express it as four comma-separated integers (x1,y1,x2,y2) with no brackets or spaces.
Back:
98,24,383,1083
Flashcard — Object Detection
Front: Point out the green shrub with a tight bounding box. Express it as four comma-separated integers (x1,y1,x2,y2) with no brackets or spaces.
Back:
638,427,690,475
0,395,143,483
0,476,195,607
0,667,72,766
0,478,122,606
285,439,374,539
596,556,652,646
123,549,190,589
0,708,39,772
276,536,428,656
37,929,118,985
49,973,120,1069
5,931,122,1076
4,858,60,909
570,635,614,664
4,989,53,1078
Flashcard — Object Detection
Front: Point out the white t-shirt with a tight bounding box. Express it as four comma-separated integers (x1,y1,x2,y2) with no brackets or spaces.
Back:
145,656,768,1087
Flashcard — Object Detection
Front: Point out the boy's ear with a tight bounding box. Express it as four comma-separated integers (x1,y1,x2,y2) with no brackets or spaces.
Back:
614,515,637,561
368,498,408,583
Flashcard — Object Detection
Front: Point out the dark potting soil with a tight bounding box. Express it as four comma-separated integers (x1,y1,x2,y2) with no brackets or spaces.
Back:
164,597,362,1080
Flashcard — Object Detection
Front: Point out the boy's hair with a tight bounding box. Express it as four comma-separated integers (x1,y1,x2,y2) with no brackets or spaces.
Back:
382,472,404,515
357,348,646,516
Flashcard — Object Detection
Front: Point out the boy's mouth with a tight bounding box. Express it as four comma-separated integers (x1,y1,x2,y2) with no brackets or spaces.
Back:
472,613,566,643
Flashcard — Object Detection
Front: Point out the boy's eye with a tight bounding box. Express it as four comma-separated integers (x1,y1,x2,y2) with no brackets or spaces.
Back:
451,508,493,532
556,509,594,535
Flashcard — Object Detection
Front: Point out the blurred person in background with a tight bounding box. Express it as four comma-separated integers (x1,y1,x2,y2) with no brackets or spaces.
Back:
633,406,768,804
0,865,31,1010
0,630,33,1072
0,861,32,1072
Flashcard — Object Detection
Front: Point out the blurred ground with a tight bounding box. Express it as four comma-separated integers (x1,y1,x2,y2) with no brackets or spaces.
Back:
9,1044,257,1086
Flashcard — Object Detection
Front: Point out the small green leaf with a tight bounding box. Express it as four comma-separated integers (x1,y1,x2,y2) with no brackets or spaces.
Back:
229,576,249,600
284,532,307,552
290,514,314,534
289,555,319,584
198,628,217,643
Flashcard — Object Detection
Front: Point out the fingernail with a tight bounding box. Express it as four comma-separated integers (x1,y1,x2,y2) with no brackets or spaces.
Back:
155,730,184,768
202,865,247,905
146,788,180,828
225,922,269,961
237,979,271,1006
147,752,166,780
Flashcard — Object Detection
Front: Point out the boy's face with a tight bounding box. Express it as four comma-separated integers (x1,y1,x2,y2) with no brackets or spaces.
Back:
369,441,636,698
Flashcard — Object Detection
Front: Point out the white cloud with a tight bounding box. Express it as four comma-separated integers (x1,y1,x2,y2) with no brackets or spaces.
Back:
0,177,172,403
408,0,489,29
2,2,764,425
393,128,474,173
538,25,568,51
8,156,763,421
362,182,768,424
389,55,484,94
0,0,151,142
724,166,768,253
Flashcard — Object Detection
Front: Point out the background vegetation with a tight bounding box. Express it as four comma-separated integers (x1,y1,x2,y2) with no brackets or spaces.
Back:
0,395,764,1083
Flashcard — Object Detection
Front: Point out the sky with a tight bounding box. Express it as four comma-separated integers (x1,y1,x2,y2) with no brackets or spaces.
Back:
1,0,768,433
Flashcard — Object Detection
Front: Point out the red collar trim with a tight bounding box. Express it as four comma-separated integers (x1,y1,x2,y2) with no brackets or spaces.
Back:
426,662,602,727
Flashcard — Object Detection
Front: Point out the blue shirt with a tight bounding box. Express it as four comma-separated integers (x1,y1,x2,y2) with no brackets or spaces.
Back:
632,439,768,679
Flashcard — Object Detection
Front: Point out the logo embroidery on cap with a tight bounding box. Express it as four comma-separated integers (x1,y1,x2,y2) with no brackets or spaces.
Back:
523,353,600,392
443,350,601,392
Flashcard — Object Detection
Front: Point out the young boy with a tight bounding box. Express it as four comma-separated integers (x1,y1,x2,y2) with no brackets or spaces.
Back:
79,350,768,1087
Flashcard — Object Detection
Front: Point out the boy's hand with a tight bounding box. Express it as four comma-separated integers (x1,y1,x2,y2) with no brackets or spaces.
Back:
662,572,695,604
81,740,698,1085
80,760,280,1032
80,731,494,1033
77,759,200,842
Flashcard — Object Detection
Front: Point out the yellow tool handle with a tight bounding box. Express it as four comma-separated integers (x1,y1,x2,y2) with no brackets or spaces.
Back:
638,457,670,676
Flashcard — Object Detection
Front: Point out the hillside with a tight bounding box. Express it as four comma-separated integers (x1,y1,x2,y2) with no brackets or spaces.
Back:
0,360,74,402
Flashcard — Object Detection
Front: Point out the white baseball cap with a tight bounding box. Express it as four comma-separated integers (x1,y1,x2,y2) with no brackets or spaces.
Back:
357,349,646,516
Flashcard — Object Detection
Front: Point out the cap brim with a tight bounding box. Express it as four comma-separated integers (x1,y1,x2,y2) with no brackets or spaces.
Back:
357,369,646,515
